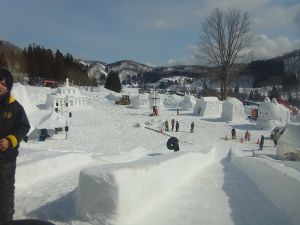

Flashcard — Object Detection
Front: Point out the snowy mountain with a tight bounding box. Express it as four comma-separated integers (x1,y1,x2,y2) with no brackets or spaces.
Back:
1,39,299,88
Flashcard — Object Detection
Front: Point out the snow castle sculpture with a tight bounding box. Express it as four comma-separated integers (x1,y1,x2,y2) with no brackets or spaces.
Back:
46,78,87,108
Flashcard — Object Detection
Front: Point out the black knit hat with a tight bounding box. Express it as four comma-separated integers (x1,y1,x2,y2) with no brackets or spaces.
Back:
0,67,14,92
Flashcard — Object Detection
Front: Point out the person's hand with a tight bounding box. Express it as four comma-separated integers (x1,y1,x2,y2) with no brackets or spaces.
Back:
0,138,10,151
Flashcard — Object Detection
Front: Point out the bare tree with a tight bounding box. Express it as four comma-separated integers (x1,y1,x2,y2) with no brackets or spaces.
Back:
197,8,252,100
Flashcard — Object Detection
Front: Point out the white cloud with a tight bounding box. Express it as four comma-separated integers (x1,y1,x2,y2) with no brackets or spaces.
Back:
251,34,300,59
252,4,300,29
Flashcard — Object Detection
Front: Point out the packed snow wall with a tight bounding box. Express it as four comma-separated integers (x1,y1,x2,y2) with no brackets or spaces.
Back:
231,150,300,225
75,149,215,225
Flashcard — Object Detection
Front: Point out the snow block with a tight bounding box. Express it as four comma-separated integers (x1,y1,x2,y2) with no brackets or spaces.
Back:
231,150,300,225
75,149,215,224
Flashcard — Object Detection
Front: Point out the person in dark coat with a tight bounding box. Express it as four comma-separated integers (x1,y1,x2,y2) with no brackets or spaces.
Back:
259,135,264,150
175,121,179,132
164,120,169,132
231,128,236,140
0,68,30,224
171,118,175,131
190,122,194,133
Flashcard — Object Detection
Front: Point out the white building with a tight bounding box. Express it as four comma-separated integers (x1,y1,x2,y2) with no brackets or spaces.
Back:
46,78,87,108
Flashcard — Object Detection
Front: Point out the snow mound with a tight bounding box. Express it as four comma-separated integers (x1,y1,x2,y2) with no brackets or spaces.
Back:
11,82,36,113
105,92,122,102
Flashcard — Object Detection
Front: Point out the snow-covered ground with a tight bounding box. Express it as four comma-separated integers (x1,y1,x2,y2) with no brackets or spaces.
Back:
12,85,300,225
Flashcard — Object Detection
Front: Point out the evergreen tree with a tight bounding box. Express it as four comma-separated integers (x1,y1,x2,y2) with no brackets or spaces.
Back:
249,89,254,100
269,85,280,100
227,88,234,96
254,90,261,100
105,70,122,93
234,85,239,95
53,50,66,80
0,53,8,68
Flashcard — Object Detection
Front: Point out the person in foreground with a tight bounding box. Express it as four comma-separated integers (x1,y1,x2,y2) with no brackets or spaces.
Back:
0,68,30,224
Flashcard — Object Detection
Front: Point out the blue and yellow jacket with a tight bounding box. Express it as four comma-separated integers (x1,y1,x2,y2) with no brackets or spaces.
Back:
0,96,30,161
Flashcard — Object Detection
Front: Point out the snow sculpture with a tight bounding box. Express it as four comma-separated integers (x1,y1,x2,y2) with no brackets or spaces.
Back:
46,78,87,108
164,94,183,107
193,97,222,118
277,123,300,161
130,94,149,109
256,98,291,129
221,97,245,122
179,93,196,111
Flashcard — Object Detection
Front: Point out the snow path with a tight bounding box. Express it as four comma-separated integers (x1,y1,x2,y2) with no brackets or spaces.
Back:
130,149,293,225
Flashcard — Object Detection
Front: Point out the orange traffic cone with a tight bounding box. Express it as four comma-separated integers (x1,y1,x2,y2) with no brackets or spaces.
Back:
256,139,260,145
225,135,228,141
240,137,244,143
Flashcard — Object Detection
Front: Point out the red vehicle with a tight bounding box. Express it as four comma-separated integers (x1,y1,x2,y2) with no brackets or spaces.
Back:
43,80,59,88
277,98,299,116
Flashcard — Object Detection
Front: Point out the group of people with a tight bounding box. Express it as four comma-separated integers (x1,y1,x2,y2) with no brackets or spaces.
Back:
231,128,266,150
164,119,195,133
165,119,180,132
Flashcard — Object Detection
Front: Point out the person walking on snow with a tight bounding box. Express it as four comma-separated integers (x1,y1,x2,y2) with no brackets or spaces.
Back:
164,120,169,132
259,135,264,150
171,118,175,131
0,68,30,224
245,130,250,141
175,121,179,132
190,122,194,133
176,108,179,116
231,128,236,140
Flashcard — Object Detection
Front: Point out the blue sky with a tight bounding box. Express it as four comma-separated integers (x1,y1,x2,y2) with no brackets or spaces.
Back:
1,0,299,66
